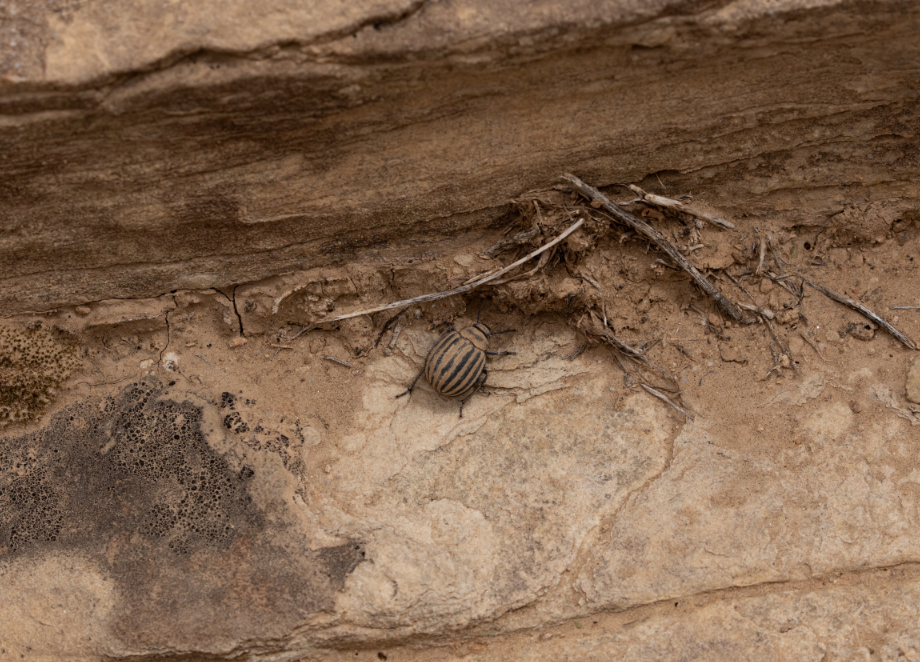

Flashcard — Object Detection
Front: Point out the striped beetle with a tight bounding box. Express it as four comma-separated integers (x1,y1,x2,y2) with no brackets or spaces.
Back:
395,309,514,418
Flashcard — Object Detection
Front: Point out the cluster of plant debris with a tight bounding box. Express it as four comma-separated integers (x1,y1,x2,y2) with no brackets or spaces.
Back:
300,174,917,420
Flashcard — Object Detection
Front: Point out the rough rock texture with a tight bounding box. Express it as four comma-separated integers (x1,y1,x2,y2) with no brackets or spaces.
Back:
3,1,920,661
3,0,920,312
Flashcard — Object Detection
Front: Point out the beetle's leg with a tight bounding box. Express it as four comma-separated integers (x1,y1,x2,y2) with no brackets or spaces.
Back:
486,350,515,356
459,370,489,418
395,368,425,399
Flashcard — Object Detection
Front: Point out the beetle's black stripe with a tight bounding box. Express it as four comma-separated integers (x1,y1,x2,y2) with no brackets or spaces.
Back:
428,331,460,362
434,343,474,389
440,345,480,395
443,350,485,396
443,349,484,396
426,339,464,390
425,333,461,379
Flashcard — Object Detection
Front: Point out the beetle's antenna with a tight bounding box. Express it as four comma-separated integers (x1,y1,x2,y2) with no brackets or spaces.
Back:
477,298,484,323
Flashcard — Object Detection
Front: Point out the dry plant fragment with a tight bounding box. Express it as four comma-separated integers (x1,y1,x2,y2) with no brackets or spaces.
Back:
640,384,695,420
798,332,826,361
627,184,735,229
563,174,747,322
322,356,354,368
804,279,916,350
481,226,540,258
320,217,584,323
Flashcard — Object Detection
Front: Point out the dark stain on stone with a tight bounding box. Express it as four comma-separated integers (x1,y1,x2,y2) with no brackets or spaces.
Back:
317,542,367,591
0,377,365,650
0,379,260,557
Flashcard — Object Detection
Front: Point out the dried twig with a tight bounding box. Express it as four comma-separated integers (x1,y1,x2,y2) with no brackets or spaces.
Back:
322,356,354,368
580,271,604,294
194,353,215,368
374,313,404,348
762,315,801,374
564,343,588,361
564,174,746,322
481,226,540,258
738,302,775,320
798,331,825,361
891,306,920,311
755,237,767,276
804,279,916,350
585,310,675,385
290,325,311,342
490,243,554,285
640,383,695,419
320,217,585,323
627,184,735,229
673,343,694,360
388,323,403,349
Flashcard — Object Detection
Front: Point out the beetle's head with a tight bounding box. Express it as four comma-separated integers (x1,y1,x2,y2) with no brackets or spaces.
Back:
473,322,491,338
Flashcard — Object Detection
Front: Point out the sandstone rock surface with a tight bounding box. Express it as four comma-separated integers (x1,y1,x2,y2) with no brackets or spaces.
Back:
2,0,919,312
908,357,920,404
3,1,920,661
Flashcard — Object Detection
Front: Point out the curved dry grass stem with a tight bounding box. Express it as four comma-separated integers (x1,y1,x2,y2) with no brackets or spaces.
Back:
319,217,585,323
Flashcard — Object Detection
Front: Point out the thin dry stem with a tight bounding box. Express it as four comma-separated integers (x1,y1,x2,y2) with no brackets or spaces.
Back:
640,383,695,419
320,218,585,323
627,184,735,229
798,331,825,361
755,237,767,276
804,279,917,350
322,356,354,368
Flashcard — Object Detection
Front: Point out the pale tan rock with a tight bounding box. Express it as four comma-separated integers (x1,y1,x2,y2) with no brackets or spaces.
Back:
574,396,918,610
907,358,920,404
366,570,920,662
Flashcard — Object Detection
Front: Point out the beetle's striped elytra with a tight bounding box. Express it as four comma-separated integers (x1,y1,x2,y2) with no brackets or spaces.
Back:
395,320,514,418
